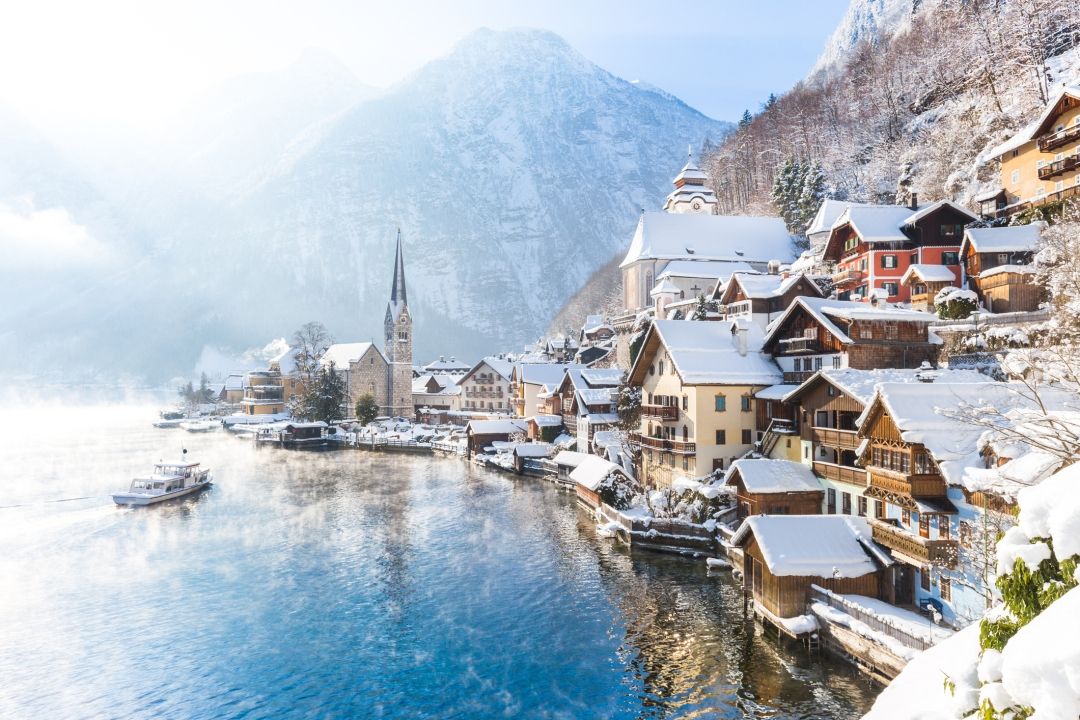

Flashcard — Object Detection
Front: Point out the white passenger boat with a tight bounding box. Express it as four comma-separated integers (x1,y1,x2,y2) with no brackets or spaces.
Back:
113,460,213,506
179,419,218,433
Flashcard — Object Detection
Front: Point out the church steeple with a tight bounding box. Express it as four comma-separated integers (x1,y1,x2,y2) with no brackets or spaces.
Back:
663,145,717,214
389,228,408,320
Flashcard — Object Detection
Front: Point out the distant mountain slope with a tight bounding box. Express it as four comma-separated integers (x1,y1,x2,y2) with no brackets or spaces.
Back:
0,29,731,380
705,1,1080,217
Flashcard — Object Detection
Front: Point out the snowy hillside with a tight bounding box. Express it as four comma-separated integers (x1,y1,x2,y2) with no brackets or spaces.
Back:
0,28,730,380
810,0,927,78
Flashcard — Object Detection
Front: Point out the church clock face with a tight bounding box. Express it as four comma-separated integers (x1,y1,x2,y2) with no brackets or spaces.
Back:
691,199,702,212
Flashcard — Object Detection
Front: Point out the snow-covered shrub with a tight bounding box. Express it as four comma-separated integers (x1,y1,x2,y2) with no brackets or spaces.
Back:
935,286,979,319
596,469,641,511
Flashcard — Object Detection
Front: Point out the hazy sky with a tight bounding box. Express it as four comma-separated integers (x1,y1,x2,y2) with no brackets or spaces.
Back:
0,0,849,132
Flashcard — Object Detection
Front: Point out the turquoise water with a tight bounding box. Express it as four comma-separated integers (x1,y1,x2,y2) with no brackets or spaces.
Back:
0,405,877,718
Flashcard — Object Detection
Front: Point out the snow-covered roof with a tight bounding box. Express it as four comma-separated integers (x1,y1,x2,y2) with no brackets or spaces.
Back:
620,212,795,268
787,367,991,406
902,199,978,226
644,319,782,386
518,363,579,388
577,387,616,406
657,259,756,280
580,368,622,386
980,264,1038,279
962,224,1043,254
467,419,528,435
732,515,889,578
987,84,1080,158
529,414,563,427
727,459,823,494
754,384,800,401
224,374,244,390
570,455,625,491
728,271,816,300
650,278,680,296
553,450,592,468
901,264,958,284
321,342,378,369
832,205,915,242
271,346,300,375
861,383,1080,486
764,296,935,348
583,412,619,424
423,357,471,372
807,199,861,238
514,442,554,458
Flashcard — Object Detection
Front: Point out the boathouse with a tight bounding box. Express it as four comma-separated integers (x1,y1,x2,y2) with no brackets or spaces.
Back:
725,459,823,519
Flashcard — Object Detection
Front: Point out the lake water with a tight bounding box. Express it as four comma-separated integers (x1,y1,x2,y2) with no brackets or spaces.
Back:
0,404,878,718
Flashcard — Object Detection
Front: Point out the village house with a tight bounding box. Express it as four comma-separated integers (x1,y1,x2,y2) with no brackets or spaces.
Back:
779,367,989,524
458,356,514,414
959,224,1044,313
724,459,823,519
982,85,1080,219
898,264,960,312
218,374,245,405
420,356,471,377
411,372,462,416
571,455,630,511
732,515,893,624
823,199,978,304
511,363,581,418
465,418,528,458
241,367,287,416
628,319,782,487
714,270,824,331
761,296,941,384
551,368,622,451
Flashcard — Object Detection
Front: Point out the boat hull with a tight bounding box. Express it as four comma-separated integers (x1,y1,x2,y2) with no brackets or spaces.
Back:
113,481,211,506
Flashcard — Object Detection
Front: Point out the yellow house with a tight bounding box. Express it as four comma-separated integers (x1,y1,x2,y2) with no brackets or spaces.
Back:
984,85,1080,218
628,319,782,488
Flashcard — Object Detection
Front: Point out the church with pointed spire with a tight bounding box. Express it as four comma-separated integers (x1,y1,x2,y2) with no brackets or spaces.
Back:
383,230,414,417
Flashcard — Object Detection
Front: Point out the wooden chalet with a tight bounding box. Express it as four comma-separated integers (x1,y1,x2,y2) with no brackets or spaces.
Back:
960,225,1043,313
732,515,893,621
714,271,823,328
761,296,939,384
782,370,869,493
899,264,959,312
725,459,823,519
465,418,528,457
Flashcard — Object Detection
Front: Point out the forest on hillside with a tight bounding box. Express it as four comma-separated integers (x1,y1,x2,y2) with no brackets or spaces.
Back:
703,0,1080,224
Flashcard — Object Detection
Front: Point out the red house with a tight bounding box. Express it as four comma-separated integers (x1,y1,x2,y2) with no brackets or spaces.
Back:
823,199,978,304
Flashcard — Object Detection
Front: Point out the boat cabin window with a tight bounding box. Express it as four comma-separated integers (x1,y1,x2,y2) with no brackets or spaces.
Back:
132,481,147,490
152,482,164,490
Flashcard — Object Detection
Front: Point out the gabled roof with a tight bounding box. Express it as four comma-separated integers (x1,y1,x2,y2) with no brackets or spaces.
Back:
271,346,301,375
731,515,891,578
762,296,935,351
628,319,782,387
321,342,381,369
806,199,862,237
516,363,581,387
657,259,756,281
960,224,1043,255
900,264,958,285
720,271,823,304
902,199,978,226
987,85,1080,158
620,212,795,268
726,459,823,494
570,455,626,491
831,205,915,243
466,418,528,435
580,368,623,386
783,367,991,406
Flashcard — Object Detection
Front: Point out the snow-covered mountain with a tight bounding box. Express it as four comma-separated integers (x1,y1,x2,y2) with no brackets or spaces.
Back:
810,0,927,78
2,28,731,380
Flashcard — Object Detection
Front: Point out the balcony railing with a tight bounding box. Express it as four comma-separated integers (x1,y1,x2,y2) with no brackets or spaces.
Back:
868,466,947,497
783,371,815,384
641,404,678,420
630,433,696,454
1037,154,1080,180
778,337,821,353
813,461,866,486
993,184,1080,219
831,268,864,285
811,427,860,450
869,518,958,569
1038,123,1080,152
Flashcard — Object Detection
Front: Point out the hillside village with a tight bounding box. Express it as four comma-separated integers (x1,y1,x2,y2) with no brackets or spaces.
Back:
184,45,1080,720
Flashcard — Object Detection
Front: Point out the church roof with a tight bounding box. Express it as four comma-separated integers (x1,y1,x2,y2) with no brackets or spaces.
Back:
387,229,408,322
620,212,795,268
321,342,381,368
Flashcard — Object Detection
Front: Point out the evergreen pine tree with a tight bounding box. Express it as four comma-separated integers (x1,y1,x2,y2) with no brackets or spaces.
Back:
738,109,753,129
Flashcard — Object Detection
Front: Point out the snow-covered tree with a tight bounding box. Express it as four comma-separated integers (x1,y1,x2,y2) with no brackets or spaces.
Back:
771,157,827,236
935,286,979,319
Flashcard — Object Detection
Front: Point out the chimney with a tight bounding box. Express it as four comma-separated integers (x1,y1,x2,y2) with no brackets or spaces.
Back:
734,321,748,357
767,260,780,275
910,192,918,210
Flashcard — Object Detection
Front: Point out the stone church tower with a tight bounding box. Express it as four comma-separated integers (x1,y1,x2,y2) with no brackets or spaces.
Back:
384,230,414,417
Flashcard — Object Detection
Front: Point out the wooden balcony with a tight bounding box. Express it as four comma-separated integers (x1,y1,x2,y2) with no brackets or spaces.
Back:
783,371,815,384
811,427,860,450
641,404,678,420
630,432,696,455
832,268,864,285
1038,154,1080,180
813,461,866,486
868,466,947,497
869,518,958,569
1038,123,1080,152
778,337,822,354
993,184,1080,219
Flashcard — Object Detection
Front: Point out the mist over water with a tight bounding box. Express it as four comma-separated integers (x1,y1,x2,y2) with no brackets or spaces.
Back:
0,404,877,718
